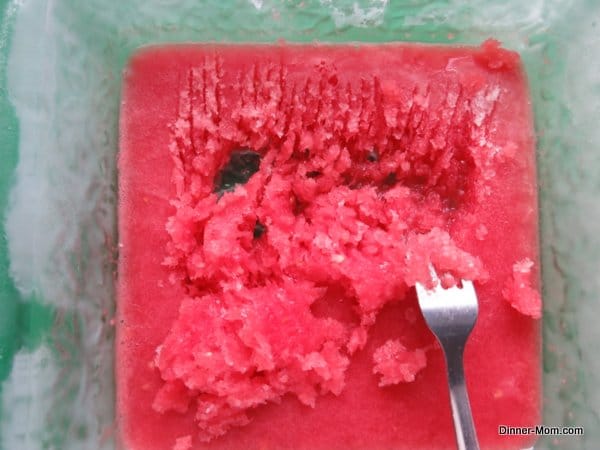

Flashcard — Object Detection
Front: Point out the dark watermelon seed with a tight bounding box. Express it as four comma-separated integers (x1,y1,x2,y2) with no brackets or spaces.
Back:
367,150,379,162
253,221,266,239
214,148,261,194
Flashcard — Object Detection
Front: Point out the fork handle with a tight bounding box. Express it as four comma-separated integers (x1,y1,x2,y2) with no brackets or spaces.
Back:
445,347,480,450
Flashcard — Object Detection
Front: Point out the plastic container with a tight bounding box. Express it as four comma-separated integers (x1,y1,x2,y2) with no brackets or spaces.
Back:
0,1,597,448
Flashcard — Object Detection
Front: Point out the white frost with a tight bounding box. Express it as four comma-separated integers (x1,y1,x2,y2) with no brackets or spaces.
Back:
249,0,263,10
320,0,388,28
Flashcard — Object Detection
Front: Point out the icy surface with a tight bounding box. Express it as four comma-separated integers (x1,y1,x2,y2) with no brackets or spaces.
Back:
3,0,118,448
320,0,389,28
1,346,57,450
1,0,598,448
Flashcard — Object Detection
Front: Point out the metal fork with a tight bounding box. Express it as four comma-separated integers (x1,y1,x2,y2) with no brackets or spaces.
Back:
415,269,480,450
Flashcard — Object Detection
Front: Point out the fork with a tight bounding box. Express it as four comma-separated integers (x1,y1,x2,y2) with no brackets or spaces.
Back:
415,268,481,450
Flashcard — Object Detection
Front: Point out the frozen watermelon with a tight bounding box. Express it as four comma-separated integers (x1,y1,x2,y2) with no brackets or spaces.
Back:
117,41,541,450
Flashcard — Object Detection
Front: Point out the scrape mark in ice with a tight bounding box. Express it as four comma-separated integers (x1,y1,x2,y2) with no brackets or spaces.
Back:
320,0,388,28
471,86,500,127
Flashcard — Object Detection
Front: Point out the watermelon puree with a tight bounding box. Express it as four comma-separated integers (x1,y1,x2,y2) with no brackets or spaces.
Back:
118,41,541,450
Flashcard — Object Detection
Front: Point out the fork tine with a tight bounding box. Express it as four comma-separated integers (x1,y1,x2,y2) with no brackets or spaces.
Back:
458,280,477,302
414,266,480,450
